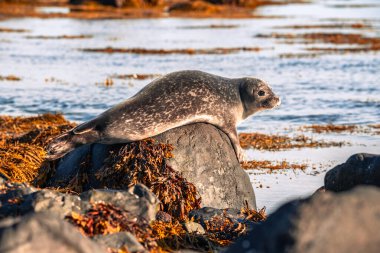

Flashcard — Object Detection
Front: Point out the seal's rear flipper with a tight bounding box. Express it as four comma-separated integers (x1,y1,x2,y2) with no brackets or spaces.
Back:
46,131,76,160
46,127,100,160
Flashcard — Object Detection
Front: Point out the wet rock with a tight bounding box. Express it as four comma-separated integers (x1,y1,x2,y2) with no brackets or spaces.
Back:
80,184,159,221
225,186,380,253
182,221,205,234
52,123,256,210
325,153,380,192
94,232,145,252
0,212,105,253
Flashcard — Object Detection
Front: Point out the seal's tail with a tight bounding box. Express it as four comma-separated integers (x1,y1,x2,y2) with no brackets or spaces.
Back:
46,131,77,160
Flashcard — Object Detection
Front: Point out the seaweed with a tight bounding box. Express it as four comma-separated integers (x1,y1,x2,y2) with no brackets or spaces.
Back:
0,114,75,182
66,203,158,249
241,160,307,171
239,132,345,151
0,143,46,183
96,139,201,220
81,47,261,55
0,75,21,81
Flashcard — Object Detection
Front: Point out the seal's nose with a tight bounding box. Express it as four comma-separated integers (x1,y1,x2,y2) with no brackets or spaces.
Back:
275,96,281,107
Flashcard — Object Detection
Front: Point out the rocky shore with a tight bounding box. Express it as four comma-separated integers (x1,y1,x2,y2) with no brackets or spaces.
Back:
0,114,379,252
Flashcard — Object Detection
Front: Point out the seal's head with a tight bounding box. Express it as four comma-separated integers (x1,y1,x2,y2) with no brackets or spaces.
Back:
239,77,281,119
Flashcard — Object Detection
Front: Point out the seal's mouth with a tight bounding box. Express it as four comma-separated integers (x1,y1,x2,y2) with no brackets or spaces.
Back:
262,96,281,109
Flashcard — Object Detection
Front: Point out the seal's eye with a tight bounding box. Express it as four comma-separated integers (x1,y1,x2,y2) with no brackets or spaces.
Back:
258,90,266,97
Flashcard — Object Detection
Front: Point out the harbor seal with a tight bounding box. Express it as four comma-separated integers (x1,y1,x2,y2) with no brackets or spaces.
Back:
47,70,280,161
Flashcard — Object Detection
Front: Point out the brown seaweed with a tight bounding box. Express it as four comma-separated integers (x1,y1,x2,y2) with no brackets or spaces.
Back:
81,47,261,55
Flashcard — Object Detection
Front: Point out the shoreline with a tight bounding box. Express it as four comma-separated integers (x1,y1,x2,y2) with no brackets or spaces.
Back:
0,1,307,19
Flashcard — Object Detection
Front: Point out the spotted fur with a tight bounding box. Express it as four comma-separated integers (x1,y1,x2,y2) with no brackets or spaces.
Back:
47,70,280,161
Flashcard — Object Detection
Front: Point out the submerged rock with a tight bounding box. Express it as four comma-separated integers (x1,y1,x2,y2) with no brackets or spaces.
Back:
49,123,256,210
225,186,380,253
325,153,380,192
0,212,105,253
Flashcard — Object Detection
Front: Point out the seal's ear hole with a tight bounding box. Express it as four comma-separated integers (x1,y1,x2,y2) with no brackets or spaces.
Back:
258,90,266,97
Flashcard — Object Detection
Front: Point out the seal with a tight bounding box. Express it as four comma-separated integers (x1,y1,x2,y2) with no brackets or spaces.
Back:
47,70,280,161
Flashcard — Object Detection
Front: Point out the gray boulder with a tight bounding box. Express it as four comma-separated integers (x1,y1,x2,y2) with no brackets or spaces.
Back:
0,212,106,253
325,153,380,192
154,123,255,210
50,123,256,210
0,182,158,222
225,186,380,253
0,182,81,219
80,184,159,222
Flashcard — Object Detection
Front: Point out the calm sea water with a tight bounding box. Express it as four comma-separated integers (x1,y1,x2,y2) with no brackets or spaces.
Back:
0,0,379,212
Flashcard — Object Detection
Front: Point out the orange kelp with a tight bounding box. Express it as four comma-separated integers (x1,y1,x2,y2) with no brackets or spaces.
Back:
241,160,307,171
239,132,344,151
301,124,357,133
65,201,266,252
0,114,75,182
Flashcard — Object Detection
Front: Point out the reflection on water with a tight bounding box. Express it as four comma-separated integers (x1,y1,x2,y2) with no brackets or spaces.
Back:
0,0,379,212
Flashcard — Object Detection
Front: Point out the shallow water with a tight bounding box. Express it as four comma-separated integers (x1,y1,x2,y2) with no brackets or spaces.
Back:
1,0,379,212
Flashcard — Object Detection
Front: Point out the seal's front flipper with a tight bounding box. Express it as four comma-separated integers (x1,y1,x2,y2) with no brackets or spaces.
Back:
220,126,246,162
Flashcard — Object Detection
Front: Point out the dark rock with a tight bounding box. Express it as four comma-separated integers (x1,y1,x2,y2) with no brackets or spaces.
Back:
50,144,92,185
168,0,217,12
188,206,256,230
99,0,127,7
325,153,380,192
0,212,105,253
189,207,241,224
0,182,81,219
225,186,380,253
51,123,256,210
80,184,159,222
94,232,145,252
156,211,172,223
